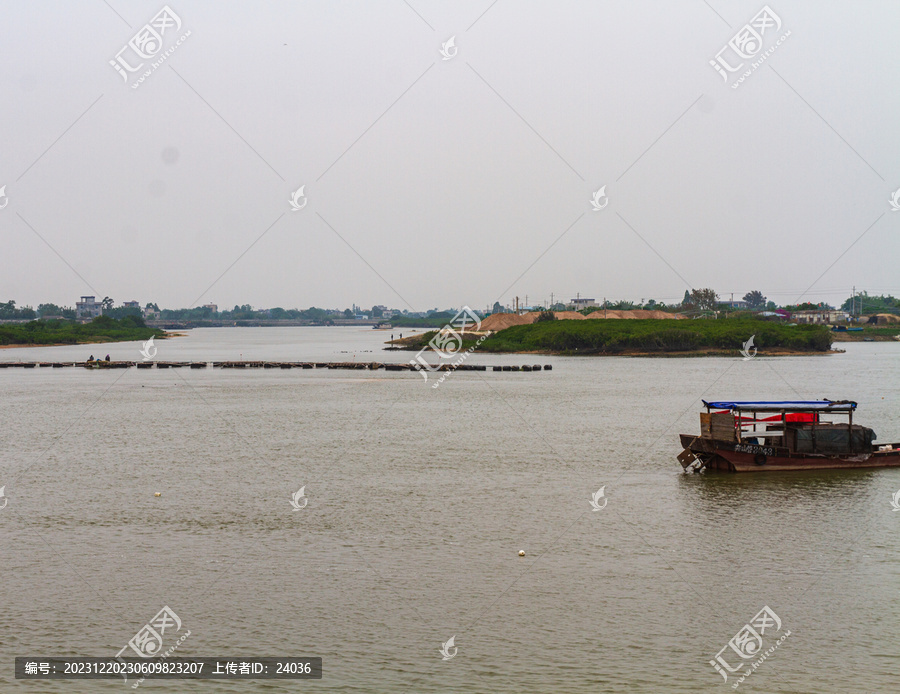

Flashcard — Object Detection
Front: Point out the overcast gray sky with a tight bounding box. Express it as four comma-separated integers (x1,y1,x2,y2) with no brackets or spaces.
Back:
1,0,898,312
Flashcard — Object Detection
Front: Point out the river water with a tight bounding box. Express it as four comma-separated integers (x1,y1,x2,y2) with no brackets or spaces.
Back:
1,328,899,692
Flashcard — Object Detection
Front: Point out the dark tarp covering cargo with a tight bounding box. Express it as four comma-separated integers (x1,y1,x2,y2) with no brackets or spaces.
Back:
788,424,876,454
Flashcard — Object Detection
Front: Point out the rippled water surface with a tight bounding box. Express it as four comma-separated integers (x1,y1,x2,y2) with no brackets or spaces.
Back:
2,329,899,692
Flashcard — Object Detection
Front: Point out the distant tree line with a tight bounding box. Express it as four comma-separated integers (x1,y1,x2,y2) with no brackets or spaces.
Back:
841,292,898,315
7,290,896,324
0,300,36,320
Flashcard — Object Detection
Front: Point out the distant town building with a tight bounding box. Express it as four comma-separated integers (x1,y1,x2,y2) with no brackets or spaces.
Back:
203,303,218,313
568,298,597,309
75,296,102,320
718,299,749,309
123,300,140,310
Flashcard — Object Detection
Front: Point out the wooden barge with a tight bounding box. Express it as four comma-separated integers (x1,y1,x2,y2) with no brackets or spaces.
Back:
678,400,900,472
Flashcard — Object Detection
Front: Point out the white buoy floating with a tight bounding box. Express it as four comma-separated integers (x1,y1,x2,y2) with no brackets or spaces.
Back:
518,550,525,557
154,492,161,497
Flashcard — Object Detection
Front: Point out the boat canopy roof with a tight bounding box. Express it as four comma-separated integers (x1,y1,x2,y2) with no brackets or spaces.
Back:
703,400,857,412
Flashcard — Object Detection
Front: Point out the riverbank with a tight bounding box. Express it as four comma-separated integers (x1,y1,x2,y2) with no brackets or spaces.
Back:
464,346,837,357
830,327,899,341
0,332,183,350
0,316,167,347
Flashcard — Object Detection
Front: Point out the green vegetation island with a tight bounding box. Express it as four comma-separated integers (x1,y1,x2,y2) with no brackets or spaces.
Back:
0,316,165,347
402,319,835,356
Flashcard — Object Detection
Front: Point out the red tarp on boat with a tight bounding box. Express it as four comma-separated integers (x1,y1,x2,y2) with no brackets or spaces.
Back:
715,411,818,423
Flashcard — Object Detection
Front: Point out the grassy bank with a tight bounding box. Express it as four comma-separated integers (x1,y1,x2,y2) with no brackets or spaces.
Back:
830,325,900,341
402,319,833,355
479,319,832,354
0,315,165,346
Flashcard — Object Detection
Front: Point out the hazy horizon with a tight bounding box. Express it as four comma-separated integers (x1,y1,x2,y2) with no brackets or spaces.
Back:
2,1,898,313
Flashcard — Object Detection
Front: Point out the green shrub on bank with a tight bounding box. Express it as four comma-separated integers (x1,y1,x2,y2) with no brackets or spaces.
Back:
477,319,832,354
0,316,163,346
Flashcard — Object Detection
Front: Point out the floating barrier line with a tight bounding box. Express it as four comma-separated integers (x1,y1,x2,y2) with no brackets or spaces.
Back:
0,361,553,372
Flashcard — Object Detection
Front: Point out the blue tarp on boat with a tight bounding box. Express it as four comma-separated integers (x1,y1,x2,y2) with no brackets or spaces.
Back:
703,400,857,411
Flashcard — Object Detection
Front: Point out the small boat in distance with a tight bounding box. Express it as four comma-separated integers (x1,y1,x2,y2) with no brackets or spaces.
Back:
678,400,900,472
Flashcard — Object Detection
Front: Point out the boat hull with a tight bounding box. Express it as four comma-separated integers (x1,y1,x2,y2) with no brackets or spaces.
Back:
679,434,900,472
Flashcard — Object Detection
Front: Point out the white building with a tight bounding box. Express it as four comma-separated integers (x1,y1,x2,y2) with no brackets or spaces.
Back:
75,296,101,320
792,310,850,324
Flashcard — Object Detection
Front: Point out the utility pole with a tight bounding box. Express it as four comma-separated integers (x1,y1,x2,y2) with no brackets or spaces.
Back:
550,292,554,308
525,295,528,310
515,296,519,315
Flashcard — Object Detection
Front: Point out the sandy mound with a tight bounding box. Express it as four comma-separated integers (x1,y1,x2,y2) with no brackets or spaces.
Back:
476,311,587,332
476,310,683,332
868,313,900,325
549,311,586,320
477,312,537,331
586,309,684,320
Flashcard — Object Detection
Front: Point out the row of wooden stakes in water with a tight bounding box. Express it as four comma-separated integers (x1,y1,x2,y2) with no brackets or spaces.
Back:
0,360,553,372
